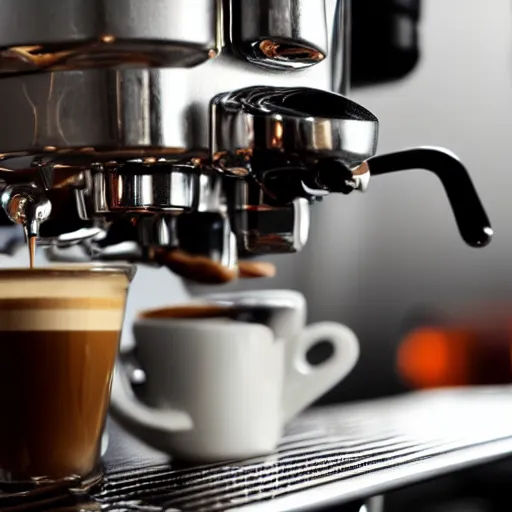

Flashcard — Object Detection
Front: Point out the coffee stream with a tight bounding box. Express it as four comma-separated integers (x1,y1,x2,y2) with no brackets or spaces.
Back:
28,235,36,269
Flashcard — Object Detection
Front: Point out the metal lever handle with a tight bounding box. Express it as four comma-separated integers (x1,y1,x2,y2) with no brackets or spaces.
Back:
366,147,493,248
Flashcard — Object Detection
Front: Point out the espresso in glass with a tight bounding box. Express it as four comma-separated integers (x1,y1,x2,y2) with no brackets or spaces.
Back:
0,266,132,491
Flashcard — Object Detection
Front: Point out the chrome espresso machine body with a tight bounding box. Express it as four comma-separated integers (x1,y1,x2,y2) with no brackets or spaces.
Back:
0,0,493,278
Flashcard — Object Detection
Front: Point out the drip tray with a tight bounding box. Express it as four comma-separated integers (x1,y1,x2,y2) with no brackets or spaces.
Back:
99,387,512,511
6,387,512,511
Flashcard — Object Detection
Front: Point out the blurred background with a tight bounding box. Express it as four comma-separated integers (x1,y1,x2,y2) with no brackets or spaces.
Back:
6,0,512,407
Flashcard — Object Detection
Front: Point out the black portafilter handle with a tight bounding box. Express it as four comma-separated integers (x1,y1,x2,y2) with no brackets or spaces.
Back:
366,147,493,248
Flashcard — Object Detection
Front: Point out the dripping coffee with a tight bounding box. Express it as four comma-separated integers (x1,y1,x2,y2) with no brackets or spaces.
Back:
0,266,133,491
28,235,35,269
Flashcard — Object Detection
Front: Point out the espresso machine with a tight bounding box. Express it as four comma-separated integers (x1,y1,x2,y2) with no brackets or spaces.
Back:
0,2,509,512
0,0,493,281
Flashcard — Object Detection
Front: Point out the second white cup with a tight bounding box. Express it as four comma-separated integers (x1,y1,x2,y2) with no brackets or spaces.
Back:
110,290,359,462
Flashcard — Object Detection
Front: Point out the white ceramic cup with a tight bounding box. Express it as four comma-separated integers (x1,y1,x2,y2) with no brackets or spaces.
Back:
110,294,359,462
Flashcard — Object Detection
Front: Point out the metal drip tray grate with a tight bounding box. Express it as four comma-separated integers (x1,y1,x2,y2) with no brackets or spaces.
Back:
3,387,512,511
97,387,512,511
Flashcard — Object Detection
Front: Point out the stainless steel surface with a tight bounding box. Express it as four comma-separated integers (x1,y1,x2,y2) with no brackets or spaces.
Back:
42,211,238,272
230,0,328,70
100,387,512,511
211,85,378,162
0,68,196,152
210,84,378,257
0,0,493,283
229,198,311,256
0,0,340,279
89,162,223,214
0,0,219,72
0,60,334,155
0,76,379,265
332,0,351,94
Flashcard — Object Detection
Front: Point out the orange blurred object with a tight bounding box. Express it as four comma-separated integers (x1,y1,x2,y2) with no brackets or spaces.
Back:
397,322,512,390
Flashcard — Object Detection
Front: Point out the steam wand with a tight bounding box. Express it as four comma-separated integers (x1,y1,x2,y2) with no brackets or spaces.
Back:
364,147,493,248
311,147,493,248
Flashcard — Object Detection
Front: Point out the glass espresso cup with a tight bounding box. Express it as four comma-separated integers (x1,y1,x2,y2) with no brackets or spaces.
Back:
0,265,134,492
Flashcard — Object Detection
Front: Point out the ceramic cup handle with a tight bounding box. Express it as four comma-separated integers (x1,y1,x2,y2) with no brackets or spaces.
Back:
110,357,193,433
282,322,359,423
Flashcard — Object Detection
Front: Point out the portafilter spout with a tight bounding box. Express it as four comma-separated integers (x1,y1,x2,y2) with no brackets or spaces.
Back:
0,183,52,239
